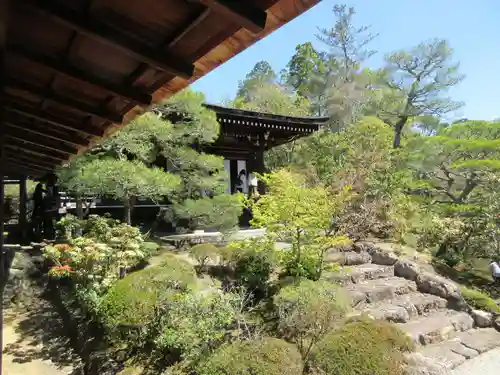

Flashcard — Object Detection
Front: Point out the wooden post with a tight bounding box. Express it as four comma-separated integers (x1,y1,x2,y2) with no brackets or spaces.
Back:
19,175,27,242
0,1,9,373
255,132,266,195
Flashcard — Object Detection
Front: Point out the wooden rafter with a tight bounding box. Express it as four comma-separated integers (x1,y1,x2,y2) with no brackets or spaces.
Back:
8,43,152,105
4,150,56,168
4,157,52,172
191,0,267,33
4,100,102,137
22,1,194,79
5,137,68,161
6,130,76,155
6,77,123,123
5,120,88,148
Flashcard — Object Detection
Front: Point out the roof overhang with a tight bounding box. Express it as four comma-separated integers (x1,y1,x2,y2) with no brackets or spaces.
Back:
0,0,321,177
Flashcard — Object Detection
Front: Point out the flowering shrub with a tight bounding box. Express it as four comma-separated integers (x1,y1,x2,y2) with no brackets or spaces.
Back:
44,216,148,292
47,264,73,278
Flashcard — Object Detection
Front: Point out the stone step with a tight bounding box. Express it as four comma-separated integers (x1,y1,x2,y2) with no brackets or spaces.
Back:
360,292,448,323
326,263,395,285
397,310,474,345
347,276,417,305
408,328,500,371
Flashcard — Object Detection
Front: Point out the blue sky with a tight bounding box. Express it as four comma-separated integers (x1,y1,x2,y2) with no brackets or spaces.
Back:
192,0,499,121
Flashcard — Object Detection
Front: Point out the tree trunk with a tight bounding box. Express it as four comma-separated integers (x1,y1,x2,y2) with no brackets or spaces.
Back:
123,197,132,225
393,117,408,148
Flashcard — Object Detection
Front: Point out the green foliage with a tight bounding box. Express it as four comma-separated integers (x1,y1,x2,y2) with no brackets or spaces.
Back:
310,319,415,375
197,337,303,375
167,194,245,233
228,237,277,293
44,216,148,292
459,285,500,314
101,260,196,328
274,279,350,359
153,290,239,363
249,170,352,279
190,243,218,270
58,89,240,231
236,61,277,102
376,39,464,147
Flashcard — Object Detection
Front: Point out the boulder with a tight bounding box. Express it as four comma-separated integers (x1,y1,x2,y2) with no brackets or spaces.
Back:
344,251,372,265
353,241,376,253
404,353,452,375
414,272,466,309
394,260,421,281
471,309,493,328
370,249,399,265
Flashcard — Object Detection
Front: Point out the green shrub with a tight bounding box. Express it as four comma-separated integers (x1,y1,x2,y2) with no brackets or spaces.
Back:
101,262,195,327
153,290,239,363
217,246,239,266
190,243,218,270
460,285,500,313
234,247,275,293
197,337,303,375
274,279,350,359
310,319,415,375
156,253,197,289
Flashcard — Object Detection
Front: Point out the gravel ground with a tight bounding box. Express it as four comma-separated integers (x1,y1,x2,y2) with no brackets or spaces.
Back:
451,347,500,375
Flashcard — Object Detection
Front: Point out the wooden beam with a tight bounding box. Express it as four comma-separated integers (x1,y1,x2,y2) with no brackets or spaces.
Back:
6,128,77,155
4,100,101,137
191,0,267,33
5,156,52,172
8,43,152,105
23,1,194,79
4,151,57,170
5,120,87,148
4,143,62,163
0,1,9,367
4,150,55,167
5,77,123,123
5,137,68,161
4,160,46,175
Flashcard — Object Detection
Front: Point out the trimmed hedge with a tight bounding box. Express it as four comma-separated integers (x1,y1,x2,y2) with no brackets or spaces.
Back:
101,257,196,327
310,319,415,375
197,337,303,375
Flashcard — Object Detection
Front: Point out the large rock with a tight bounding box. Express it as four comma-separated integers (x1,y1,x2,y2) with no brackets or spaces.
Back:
370,249,399,265
324,251,372,266
395,260,421,281
415,272,467,310
404,353,452,375
471,309,493,328
398,311,473,345
457,328,500,353
344,251,372,265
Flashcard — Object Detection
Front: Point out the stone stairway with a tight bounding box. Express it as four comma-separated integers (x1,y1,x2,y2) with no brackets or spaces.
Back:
324,242,500,375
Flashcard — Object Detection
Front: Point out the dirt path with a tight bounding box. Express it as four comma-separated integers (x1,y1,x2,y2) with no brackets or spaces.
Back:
2,298,81,375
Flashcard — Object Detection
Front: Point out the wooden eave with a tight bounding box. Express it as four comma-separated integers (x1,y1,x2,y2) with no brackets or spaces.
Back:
0,0,321,178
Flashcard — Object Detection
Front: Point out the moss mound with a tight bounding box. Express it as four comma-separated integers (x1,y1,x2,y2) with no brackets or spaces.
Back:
101,258,196,327
460,285,500,313
310,319,415,375
198,337,303,375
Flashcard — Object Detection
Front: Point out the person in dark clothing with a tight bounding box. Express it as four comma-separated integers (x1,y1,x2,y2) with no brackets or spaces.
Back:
44,173,60,240
32,182,46,240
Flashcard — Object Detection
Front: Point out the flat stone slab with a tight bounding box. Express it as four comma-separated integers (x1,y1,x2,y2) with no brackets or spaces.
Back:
398,310,474,345
347,277,417,305
361,292,447,323
417,339,479,370
457,328,500,353
327,263,394,285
